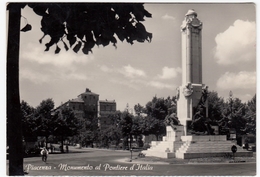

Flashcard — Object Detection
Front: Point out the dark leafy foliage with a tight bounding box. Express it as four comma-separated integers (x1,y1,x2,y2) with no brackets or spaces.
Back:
208,91,256,136
133,96,176,140
145,96,177,120
52,106,81,137
20,24,32,32
145,97,168,120
242,94,256,135
79,116,99,146
21,101,37,141
208,91,225,121
142,116,165,140
134,103,145,115
52,106,82,152
33,98,54,137
131,116,143,136
119,111,133,137
26,3,152,54
221,97,247,134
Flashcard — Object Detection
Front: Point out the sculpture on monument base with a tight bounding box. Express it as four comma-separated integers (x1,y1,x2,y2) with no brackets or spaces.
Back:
190,107,215,135
164,109,182,128
189,87,215,135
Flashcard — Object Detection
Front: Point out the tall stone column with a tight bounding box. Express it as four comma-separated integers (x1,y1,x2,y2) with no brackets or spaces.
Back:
181,9,202,84
177,9,208,135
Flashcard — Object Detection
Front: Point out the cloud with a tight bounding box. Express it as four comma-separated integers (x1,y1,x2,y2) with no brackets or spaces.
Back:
20,62,91,84
119,65,146,78
147,81,175,90
216,71,256,90
109,78,141,90
162,14,175,20
20,69,51,84
99,64,146,79
20,42,94,84
99,65,177,90
238,93,254,103
21,43,94,67
109,77,176,91
157,66,181,79
99,64,146,78
20,67,91,84
99,65,114,73
214,20,256,65
60,72,91,81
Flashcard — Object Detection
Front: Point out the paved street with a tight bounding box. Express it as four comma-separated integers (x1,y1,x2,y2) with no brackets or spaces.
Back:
7,147,256,176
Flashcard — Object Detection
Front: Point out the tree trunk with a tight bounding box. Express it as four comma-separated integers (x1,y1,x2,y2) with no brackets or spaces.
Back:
7,4,24,176
60,136,64,153
156,134,159,141
129,134,132,149
45,136,48,148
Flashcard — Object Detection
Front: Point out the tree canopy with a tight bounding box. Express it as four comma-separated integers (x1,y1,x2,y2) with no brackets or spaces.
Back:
21,101,36,141
207,91,225,121
16,3,153,54
34,98,55,138
52,106,82,152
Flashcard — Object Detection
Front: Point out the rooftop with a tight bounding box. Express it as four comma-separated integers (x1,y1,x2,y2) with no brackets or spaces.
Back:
99,99,116,103
70,97,84,103
78,88,99,96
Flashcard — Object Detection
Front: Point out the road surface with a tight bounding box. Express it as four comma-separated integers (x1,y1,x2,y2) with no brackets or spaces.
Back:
7,147,256,176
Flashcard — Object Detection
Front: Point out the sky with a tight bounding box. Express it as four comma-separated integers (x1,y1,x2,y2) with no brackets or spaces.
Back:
14,2,256,112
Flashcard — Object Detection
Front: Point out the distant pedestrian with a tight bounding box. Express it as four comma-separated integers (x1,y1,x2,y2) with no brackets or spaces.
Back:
50,144,54,153
40,147,48,162
66,145,69,153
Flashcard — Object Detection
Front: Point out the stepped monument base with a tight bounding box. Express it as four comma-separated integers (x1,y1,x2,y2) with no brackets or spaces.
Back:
142,126,253,159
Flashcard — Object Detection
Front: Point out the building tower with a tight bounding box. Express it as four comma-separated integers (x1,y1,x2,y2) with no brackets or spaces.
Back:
177,9,208,135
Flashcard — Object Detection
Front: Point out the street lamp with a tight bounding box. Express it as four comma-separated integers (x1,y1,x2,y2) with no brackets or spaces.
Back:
130,148,133,162
228,91,236,141
229,91,233,120
125,103,134,160
128,134,132,150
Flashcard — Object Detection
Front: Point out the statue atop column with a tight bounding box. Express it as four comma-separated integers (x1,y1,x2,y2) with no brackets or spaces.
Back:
181,9,202,32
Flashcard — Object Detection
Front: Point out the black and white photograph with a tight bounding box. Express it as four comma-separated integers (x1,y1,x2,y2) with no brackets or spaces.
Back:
6,2,256,176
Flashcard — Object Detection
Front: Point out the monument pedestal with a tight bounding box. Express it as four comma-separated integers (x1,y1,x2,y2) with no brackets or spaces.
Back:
176,135,253,159
142,126,184,158
143,126,253,159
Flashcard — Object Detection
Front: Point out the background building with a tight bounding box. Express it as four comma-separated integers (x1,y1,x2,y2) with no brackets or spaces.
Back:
98,100,117,129
54,88,116,129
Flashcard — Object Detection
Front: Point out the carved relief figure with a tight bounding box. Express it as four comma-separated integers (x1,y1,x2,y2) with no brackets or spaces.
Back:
183,82,193,97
